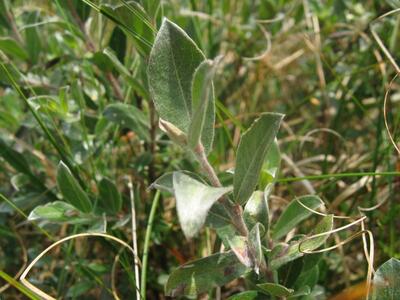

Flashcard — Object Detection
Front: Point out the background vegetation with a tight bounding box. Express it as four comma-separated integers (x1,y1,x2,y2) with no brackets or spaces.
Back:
0,0,400,299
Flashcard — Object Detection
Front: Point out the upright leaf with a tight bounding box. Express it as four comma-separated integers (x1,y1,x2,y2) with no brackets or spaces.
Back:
233,113,284,204
188,59,216,153
371,258,400,300
98,178,122,214
272,195,324,241
166,251,249,297
57,161,92,213
148,18,205,137
173,172,232,239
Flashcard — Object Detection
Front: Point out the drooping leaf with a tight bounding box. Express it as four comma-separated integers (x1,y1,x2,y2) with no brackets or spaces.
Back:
103,103,149,140
371,258,400,300
150,171,206,194
0,38,28,60
233,113,284,204
257,283,294,297
188,59,216,153
272,195,324,241
57,161,92,213
148,18,205,139
98,178,122,214
28,201,93,224
270,215,334,269
244,187,271,235
165,251,249,297
173,172,232,239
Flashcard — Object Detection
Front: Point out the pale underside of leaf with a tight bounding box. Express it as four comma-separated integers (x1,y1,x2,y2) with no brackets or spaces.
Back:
173,172,232,239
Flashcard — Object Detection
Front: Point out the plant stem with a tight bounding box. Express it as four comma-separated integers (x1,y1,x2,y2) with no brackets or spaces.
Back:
194,144,248,236
141,190,161,299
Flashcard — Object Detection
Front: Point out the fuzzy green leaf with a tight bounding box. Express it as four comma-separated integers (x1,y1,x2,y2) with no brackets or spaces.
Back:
173,172,232,239
233,113,284,204
272,195,324,241
57,161,92,213
165,251,249,297
148,18,205,138
371,258,400,300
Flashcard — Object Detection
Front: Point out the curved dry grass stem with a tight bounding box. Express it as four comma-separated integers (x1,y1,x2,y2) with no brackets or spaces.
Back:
111,251,121,300
383,73,400,155
295,197,351,219
243,24,272,61
299,229,374,298
371,8,400,155
295,196,376,299
20,233,136,300
299,128,347,151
